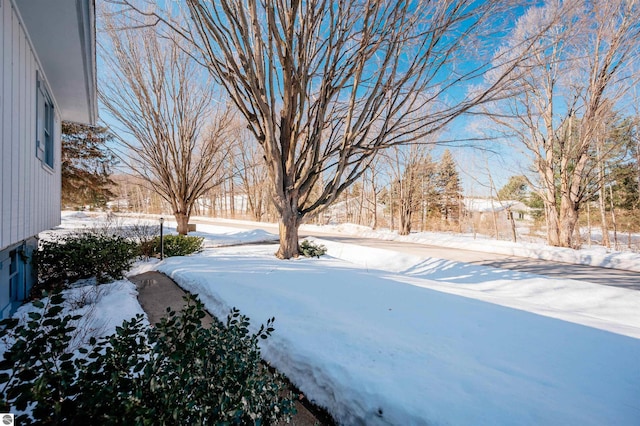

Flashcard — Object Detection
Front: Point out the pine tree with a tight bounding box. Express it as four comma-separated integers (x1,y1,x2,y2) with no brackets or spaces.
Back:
436,149,462,222
61,122,117,208
498,176,529,202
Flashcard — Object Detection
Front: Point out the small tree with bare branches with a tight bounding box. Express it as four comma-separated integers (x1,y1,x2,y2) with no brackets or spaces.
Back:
232,126,272,221
385,144,436,235
99,11,233,234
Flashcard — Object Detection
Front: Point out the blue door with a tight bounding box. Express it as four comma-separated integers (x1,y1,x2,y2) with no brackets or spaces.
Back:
9,248,21,304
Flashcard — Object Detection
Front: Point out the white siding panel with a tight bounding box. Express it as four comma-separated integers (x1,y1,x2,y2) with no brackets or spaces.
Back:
0,2,62,251
17,18,26,240
10,9,20,245
0,0,3,248
0,0,5,249
1,1,13,250
26,52,34,237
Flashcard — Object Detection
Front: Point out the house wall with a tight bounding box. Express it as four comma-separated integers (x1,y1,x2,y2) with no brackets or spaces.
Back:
1,0,62,252
0,0,62,315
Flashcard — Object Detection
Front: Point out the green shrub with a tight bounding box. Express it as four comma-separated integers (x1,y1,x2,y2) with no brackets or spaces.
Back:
34,234,139,291
0,292,295,425
300,239,327,258
0,292,82,422
153,234,204,257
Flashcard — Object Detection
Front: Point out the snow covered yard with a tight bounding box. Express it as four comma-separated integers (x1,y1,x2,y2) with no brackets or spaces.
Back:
24,212,640,425
156,243,640,425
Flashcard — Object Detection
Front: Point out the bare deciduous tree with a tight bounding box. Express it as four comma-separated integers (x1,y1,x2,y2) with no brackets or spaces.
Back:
115,0,538,258
385,145,435,236
232,125,271,221
487,0,640,248
99,12,233,234
362,159,385,229
630,88,640,219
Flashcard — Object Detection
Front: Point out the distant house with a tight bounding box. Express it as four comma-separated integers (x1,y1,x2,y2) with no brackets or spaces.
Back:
0,0,97,317
463,198,534,222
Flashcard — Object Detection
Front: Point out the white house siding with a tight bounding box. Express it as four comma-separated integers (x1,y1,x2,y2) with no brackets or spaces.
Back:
1,0,62,253
0,0,62,316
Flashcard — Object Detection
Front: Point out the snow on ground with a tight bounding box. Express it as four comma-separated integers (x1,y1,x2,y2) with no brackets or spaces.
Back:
102,211,640,272
317,238,640,339
45,212,640,424
0,280,146,357
55,211,277,247
302,222,640,272
0,277,147,420
157,244,640,425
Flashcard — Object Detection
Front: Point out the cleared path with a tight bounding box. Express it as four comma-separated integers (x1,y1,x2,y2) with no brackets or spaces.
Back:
190,218,640,290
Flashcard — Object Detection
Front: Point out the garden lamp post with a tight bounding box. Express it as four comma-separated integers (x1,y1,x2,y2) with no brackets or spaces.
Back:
159,217,164,260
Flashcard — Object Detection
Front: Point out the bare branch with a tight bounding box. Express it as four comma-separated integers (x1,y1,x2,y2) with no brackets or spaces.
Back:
99,7,233,234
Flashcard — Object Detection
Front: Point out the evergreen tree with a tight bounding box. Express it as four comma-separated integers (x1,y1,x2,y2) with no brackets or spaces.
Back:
436,150,462,221
498,175,529,202
608,117,639,211
609,164,639,210
61,122,117,208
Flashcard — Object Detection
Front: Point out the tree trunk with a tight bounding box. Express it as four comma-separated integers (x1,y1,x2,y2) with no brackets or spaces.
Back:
598,158,610,248
371,185,378,230
230,178,236,218
609,184,618,250
276,212,300,259
175,212,189,235
399,207,412,236
544,199,562,246
598,193,610,248
457,196,463,234
586,202,592,247
489,197,498,239
507,207,517,242
399,189,412,235
558,200,579,248
390,196,395,231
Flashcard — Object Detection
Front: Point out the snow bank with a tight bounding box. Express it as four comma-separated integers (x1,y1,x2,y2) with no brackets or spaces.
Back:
304,223,640,272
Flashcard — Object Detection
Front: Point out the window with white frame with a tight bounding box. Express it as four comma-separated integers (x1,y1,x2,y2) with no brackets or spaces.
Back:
36,72,54,168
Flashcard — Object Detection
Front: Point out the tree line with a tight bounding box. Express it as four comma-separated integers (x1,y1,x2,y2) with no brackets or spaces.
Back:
63,119,640,248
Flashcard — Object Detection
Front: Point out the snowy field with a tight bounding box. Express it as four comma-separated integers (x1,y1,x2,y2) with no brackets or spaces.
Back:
18,212,640,424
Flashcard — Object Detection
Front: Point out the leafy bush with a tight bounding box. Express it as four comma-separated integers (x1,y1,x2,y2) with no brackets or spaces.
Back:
34,234,139,291
0,292,295,425
153,234,204,257
0,292,82,422
300,239,327,258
